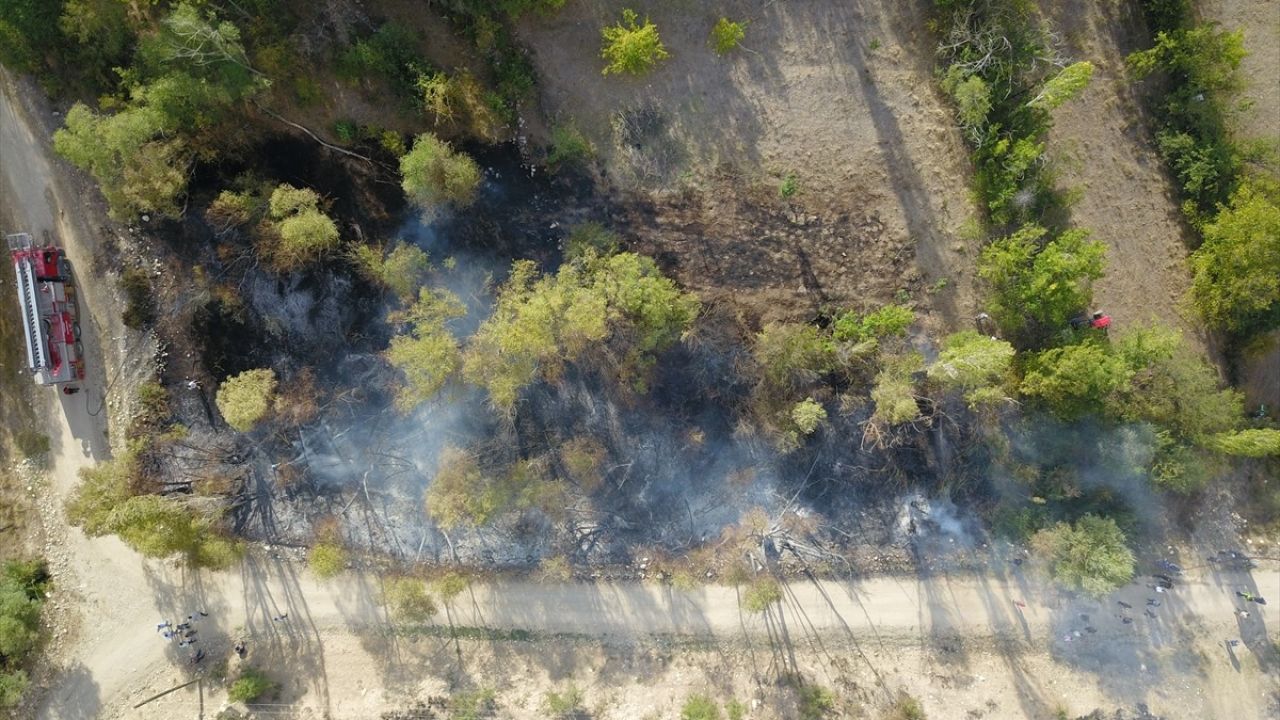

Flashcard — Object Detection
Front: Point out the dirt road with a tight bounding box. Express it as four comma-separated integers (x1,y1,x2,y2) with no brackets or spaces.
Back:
4,69,1277,720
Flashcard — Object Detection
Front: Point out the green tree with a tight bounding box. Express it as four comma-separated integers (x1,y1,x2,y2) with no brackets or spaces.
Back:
53,103,189,219
1189,179,1280,335
1028,61,1095,110
228,666,277,703
386,287,465,411
978,224,1106,344
216,368,278,432
681,693,722,720
353,243,431,303
1112,327,1242,442
927,331,1015,407
941,65,992,138
601,9,669,75
1127,25,1245,96
1020,341,1133,419
1031,515,1135,596
710,18,746,55
741,576,783,613
400,133,482,209
385,577,438,623
1209,429,1280,458
0,0,61,73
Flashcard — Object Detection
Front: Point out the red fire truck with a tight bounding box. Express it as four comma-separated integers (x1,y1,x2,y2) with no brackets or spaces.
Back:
7,233,84,388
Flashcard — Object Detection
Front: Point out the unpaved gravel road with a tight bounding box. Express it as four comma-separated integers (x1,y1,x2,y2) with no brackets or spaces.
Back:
4,68,1277,720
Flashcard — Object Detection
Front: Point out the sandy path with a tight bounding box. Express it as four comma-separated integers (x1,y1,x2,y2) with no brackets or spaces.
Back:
4,62,1277,720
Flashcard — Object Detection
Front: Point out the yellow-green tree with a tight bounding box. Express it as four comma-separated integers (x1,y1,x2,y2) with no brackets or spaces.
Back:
386,288,465,411
267,184,340,268
462,252,698,412
216,368,278,432
400,133,482,209
601,9,669,75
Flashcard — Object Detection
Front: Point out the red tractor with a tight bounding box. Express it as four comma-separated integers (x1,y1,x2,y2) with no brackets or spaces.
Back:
7,233,85,389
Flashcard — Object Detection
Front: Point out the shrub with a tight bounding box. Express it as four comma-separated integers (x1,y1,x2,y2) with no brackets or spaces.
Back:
385,577,438,623
119,267,156,329
754,323,835,393
797,684,837,720
215,368,277,432
1028,61,1094,110
546,123,594,170
543,685,586,719
831,304,914,343
927,331,1014,407
227,666,276,703
1031,515,1135,596
309,543,347,579
563,222,618,259
790,398,827,436
681,693,721,720
710,18,746,55
779,173,798,198
560,436,608,492
742,576,783,613
886,692,926,720
400,133,482,209
601,9,669,76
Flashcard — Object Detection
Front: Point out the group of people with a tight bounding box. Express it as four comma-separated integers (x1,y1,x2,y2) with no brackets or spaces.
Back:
156,611,209,664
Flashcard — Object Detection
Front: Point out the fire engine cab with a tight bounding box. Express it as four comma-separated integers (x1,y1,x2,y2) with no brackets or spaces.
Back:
7,233,85,388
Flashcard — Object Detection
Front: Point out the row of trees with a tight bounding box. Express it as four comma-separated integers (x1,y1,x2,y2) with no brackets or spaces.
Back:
1124,9,1280,340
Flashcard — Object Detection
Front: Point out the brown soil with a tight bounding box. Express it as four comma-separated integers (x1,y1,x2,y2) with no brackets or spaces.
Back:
517,0,981,330
1202,0,1280,145
1043,0,1210,357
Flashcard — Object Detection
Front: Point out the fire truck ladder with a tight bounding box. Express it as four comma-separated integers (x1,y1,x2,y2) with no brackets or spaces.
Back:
7,233,46,371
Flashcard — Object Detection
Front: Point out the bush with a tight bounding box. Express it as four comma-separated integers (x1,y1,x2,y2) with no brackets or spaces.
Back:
385,577,438,623
831,304,914,343
400,133,482,209
227,666,276,703
871,353,924,425
309,543,346,579
119,267,156,329
1032,515,1135,596
601,9,669,76
797,684,836,720
885,692,925,720
779,173,799,198
215,368,277,432
546,124,594,170
681,693,721,720
357,243,432,303
563,222,618,260
790,398,827,436
742,576,783,613
754,323,835,393
543,685,586,719
710,18,746,55
927,331,1015,407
